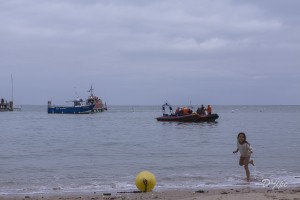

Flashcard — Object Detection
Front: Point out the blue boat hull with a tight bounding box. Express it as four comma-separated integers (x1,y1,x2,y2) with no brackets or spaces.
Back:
48,104,94,114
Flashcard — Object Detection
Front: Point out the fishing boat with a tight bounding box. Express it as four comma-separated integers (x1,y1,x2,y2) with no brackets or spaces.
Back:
156,102,219,122
47,99,95,114
86,85,107,112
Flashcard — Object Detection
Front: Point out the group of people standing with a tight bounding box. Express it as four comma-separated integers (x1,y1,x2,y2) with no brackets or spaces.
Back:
196,104,212,115
174,107,193,116
172,104,213,116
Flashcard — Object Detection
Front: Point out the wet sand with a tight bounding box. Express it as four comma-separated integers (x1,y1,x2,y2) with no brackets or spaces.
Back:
1,187,300,200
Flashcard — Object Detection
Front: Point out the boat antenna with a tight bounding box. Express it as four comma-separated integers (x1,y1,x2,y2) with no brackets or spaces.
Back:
88,85,94,96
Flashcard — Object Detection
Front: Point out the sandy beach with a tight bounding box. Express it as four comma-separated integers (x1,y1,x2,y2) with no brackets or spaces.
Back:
1,187,299,200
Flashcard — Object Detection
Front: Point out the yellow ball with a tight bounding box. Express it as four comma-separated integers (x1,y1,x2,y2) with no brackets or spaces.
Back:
135,171,156,192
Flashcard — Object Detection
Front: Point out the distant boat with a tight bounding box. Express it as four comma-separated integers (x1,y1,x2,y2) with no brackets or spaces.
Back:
86,85,107,112
0,98,13,112
48,85,107,114
47,99,94,114
13,105,22,111
0,75,15,112
156,102,219,122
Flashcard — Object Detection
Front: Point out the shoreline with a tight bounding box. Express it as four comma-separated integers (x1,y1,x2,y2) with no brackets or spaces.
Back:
1,186,299,200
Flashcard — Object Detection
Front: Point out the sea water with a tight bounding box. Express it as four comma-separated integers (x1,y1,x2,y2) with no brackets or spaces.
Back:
0,105,299,194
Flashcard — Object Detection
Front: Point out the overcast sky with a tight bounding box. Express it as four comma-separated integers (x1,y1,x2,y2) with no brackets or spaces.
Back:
1,0,299,105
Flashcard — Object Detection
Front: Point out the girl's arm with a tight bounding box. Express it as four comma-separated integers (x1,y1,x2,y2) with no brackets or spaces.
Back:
233,148,239,154
247,144,253,153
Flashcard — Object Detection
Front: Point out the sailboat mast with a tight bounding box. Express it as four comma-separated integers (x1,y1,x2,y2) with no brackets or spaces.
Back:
11,74,14,102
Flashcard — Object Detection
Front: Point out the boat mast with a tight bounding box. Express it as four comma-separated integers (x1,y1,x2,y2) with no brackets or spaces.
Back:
11,74,14,102
89,85,94,97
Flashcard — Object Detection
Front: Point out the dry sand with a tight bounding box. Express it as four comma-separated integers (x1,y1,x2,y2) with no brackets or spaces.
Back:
1,187,300,200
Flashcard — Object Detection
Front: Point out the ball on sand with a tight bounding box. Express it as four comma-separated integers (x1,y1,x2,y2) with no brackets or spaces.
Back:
135,171,156,192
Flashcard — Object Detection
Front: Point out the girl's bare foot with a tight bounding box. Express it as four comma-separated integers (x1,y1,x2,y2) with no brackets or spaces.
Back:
249,160,254,166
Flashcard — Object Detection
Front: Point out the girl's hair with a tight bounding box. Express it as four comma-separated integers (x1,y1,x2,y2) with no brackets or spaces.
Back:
237,132,250,145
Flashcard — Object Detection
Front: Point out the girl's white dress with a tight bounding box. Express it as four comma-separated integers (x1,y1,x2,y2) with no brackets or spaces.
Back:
237,142,253,157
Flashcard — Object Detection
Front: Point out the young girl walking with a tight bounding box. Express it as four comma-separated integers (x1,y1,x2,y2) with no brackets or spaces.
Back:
233,132,254,181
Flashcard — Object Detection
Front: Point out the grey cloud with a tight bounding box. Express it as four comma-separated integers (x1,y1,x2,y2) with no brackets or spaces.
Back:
0,0,299,105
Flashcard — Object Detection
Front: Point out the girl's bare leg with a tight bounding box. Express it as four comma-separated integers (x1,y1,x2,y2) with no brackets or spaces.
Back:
239,157,245,166
244,164,250,181
249,159,254,166
243,157,251,181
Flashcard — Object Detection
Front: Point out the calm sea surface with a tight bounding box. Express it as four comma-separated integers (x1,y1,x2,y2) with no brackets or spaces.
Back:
0,105,300,194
